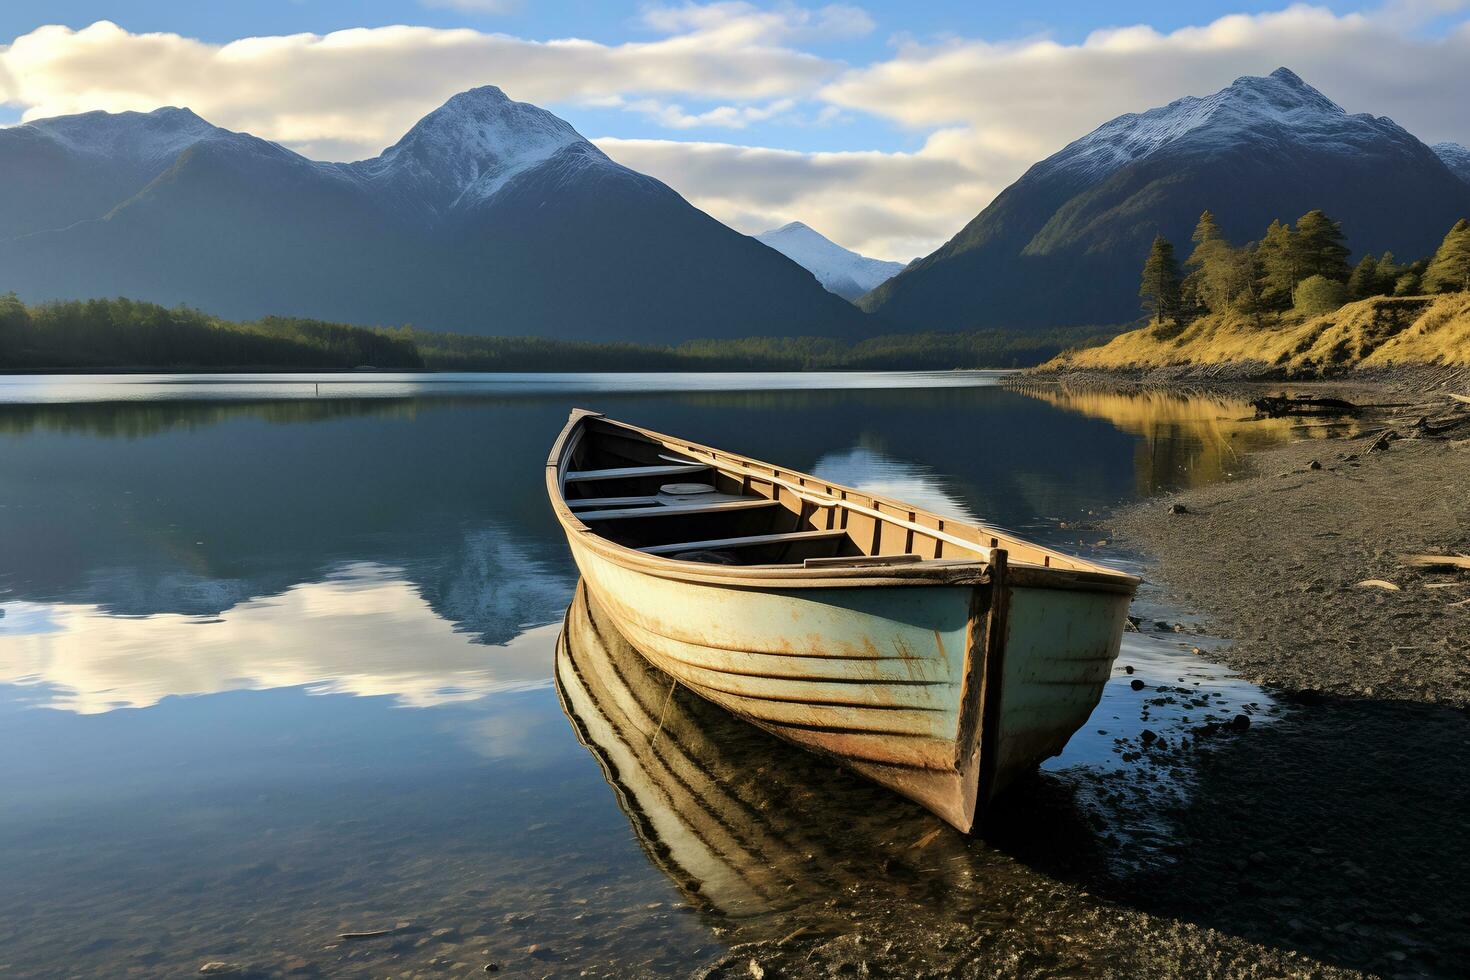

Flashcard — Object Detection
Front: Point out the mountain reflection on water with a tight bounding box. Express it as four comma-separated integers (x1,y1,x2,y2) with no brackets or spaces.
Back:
0,374,1299,977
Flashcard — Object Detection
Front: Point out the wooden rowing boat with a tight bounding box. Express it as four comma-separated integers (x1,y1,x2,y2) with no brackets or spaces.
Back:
546,409,1139,833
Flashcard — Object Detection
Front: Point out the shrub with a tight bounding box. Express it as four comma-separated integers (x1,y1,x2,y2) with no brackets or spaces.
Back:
1292,275,1347,317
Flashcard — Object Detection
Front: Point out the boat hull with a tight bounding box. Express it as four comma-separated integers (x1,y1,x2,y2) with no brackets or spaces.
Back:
545,409,1138,832
565,532,1131,832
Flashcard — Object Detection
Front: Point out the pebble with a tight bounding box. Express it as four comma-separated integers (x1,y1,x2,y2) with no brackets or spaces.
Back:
1130,679,1146,691
1230,714,1251,732
1168,503,1190,514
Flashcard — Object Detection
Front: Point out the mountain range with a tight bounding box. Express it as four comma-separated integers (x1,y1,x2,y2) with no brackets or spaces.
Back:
754,222,906,301
0,88,867,343
861,68,1470,330
2,68,1468,343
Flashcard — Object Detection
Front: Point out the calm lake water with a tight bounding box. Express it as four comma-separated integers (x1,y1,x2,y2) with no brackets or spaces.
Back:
0,372,1335,977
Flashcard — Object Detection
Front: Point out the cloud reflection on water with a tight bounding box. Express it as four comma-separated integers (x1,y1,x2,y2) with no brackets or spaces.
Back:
0,563,558,714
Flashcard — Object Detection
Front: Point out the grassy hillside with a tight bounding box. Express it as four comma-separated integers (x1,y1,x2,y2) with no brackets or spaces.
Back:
1044,294,1470,374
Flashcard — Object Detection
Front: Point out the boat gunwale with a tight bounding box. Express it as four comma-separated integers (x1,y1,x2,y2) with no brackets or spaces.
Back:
546,408,1139,594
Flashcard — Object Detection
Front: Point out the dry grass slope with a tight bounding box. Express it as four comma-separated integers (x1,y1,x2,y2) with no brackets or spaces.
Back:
1046,293,1470,374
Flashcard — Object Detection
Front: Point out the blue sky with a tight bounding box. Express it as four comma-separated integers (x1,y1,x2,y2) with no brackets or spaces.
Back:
0,1,1378,45
2,2,1467,257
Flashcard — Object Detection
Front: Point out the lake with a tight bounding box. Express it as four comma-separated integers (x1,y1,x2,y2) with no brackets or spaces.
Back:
0,372,1335,976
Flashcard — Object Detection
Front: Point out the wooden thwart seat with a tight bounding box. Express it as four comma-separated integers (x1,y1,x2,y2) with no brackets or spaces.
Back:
638,529,847,556
564,463,710,483
575,498,778,523
567,495,663,509
568,492,747,511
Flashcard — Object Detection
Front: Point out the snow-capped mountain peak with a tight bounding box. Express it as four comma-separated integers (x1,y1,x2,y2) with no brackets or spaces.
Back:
1433,141,1470,185
1045,67,1366,185
25,106,230,166
755,221,905,301
353,85,600,218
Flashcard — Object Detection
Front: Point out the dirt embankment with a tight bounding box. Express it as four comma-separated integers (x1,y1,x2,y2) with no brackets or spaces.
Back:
1039,293,1470,378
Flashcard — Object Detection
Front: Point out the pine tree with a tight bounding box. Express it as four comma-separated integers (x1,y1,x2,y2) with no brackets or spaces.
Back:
1255,219,1299,310
1185,210,1237,313
1139,234,1183,327
1292,209,1351,282
1424,218,1470,293
1347,254,1380,301
1232,244,1268,326
1374,251,1401,295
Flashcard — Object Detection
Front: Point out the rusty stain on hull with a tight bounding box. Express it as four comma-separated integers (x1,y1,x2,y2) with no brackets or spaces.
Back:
546,410,1139,832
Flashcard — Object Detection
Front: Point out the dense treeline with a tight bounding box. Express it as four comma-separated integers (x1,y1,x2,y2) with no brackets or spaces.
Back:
1139,212,1470,332
415,326,1117,372
0,294,1115,372
0,295,423,370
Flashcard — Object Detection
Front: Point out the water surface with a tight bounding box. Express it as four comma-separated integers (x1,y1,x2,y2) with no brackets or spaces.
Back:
0,373,1303,976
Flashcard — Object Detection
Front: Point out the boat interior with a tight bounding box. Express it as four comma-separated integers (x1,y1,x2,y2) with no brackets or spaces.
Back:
559,415,1102,573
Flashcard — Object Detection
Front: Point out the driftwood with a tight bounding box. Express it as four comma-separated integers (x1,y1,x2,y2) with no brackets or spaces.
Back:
1450,393,1470,406
1368,430,1398,452
1399,554,1470,572
1252,394,1362,418
1355,579,1402,591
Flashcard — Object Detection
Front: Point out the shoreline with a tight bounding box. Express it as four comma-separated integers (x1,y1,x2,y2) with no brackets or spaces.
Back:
698,370,1469,979
1008,363,1470,398
1009,367,1470,705
1038,369,1470,976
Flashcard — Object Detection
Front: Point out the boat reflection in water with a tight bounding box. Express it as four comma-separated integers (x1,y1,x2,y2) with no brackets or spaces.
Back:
554,581,1062,938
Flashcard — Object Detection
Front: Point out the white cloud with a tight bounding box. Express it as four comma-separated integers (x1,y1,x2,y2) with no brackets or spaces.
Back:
823,5,1470,162
596,134,988,260
618,3,1470,259
1,4,1468,259
0,15,843,159
0,565,557,714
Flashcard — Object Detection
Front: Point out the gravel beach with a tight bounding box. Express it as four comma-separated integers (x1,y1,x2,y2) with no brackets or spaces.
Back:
702,377,1470,980
1100,394,1470,979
